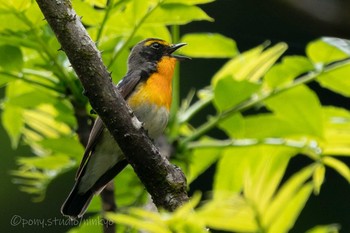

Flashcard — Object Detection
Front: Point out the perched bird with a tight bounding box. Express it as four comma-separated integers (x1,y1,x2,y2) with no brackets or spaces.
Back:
61,38,189,218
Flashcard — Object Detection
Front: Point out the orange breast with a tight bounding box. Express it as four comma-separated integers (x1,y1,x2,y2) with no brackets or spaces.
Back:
128,56,177,111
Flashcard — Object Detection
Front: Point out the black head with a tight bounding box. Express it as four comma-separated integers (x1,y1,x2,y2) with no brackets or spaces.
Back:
127,38,189,71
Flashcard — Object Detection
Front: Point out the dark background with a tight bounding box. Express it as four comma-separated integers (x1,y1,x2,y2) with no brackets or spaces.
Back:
1,0,350,232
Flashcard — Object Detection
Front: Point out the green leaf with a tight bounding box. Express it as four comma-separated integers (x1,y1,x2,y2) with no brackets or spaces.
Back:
263,164,315,228
212,42,287,84
180,33,238,58
243,114,304,139
0,72,15,87
265,85,323,138
86,0,107,8
218,113,244,137
0,0,31,11
73,0,104,26
214,148,248,196
312,164,325,195
165,0,215,4
6,89,57,108
145,3,213,25
67,215,106,233
323,157,350,183
322,107,350,156
244,146,297,212
322,37,350,56
0,45,23,71
264,56,313,88
1,106,24,148
316,64,350,97
106,211,170,233
306,224,340,233
17,154,73,170
187,140,221,184
214,145,296,205
267,183,313,233
40,137,84,160
136,24,171,44
197,196,257,232
213,77,260,112
307,39,349,64
114,166,146,207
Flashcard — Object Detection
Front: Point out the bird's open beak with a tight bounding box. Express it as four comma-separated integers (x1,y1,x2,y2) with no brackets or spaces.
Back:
168,43,191,61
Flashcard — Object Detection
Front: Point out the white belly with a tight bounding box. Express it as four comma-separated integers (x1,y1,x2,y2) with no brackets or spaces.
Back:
78,104,169,193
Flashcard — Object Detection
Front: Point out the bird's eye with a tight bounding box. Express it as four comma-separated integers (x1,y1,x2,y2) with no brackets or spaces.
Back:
151,42,160,49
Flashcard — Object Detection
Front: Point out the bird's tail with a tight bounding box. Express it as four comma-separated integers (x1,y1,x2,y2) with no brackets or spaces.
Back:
61,181,94,218
61,159,128,218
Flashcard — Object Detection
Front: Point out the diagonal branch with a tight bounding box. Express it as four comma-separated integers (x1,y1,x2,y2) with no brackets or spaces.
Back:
35,0,188,213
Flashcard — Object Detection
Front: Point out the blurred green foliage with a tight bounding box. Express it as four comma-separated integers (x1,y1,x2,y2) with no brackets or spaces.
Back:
0,0,350,233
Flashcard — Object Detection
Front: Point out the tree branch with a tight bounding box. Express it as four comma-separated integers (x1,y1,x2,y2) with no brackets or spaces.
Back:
35,0,188,213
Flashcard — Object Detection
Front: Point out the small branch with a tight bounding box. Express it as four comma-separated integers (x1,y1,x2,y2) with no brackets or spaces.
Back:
180,57,350,147
187,137,311,149
35,0,188,215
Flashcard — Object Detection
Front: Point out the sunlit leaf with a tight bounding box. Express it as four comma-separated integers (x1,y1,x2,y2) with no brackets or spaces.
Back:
312,164,325,195
165,0,214,4
187,140,221,184
316,64,350,97
145,3,213,25
243,146,297,212
0,0,31,11
323,157,350,183
180,33,238,58
306,224,340,233
307,39,349,64
39,137,84,159
197,196,257,232
218,113,244,138
322,37,350,56
265,85,323,138
17,154,74,170
243,114,303,138
67,215,106,233
86,0,107,8
214,77,260,112
264,56,313,89
263,164,315,228
322,107,350,156
267,183,313,233
73,0,104,26
106,212,170,233
212,42,287,84
214,148,247,196
214,145,296,206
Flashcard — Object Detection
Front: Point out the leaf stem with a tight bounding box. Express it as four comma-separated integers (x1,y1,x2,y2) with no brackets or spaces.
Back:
95,0,115,46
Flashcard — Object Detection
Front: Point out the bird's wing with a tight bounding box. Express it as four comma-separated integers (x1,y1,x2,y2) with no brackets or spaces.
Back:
75,70,145,179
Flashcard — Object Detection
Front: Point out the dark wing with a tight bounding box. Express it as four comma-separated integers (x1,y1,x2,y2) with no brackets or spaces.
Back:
75,70,144,179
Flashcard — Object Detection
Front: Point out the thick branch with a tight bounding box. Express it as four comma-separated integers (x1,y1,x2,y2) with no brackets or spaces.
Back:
35,0,188,211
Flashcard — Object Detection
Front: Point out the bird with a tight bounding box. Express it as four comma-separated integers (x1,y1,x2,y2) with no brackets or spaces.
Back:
61,38,189,218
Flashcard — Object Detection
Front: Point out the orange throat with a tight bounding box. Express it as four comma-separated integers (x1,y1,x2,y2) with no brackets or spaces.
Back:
129,56,177,111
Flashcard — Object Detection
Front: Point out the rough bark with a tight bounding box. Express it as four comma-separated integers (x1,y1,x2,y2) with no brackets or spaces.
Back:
35,0,188,215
